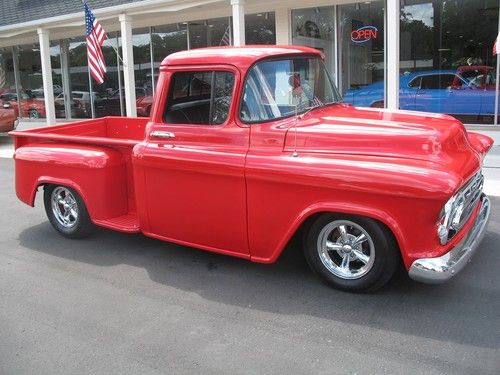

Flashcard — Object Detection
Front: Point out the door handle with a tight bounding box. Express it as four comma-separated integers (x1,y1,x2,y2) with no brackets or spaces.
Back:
150,131,175,139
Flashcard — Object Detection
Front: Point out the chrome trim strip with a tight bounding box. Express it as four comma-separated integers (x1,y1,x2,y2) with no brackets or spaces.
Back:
409,194,491,284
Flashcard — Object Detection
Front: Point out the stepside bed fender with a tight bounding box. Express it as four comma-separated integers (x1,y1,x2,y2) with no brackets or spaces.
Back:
14,143,128,220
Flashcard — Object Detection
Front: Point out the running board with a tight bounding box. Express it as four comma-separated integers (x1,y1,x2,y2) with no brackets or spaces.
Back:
93,213,140,233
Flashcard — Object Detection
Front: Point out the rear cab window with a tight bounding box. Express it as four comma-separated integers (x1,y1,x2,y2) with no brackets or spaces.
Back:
164,70,235,125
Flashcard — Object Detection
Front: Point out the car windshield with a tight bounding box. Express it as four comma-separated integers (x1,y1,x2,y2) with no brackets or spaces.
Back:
240,56,341,123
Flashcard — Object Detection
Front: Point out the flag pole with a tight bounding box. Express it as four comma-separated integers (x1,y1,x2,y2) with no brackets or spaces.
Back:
495,5,500,125
87,66,96,118
495,56,499,126
83,0,95,118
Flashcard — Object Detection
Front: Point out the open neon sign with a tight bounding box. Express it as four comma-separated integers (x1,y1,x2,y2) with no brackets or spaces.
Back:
351,26,378,44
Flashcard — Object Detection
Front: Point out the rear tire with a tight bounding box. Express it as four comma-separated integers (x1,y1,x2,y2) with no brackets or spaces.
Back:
43,185,95,238
303,214,398,292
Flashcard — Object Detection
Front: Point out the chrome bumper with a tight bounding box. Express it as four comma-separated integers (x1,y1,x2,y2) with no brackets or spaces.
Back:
409,194,491,283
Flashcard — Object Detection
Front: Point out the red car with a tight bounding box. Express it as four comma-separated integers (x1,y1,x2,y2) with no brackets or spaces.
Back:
0,101,18,132
0,91,46,119
10,46,493,292
455,65,496,90
136,95,153,117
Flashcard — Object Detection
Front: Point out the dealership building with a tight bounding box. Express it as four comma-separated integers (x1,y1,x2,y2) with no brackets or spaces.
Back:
0,0,499,128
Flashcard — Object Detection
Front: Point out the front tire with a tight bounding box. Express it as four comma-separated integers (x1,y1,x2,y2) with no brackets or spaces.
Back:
43,185,94,238
304,214,398,292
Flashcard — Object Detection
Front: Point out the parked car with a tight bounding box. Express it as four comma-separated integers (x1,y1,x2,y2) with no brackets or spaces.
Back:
10,46,493,292
55,91,98,118
136,95,153,117
456,65,496,90
95,88,151,117
343,67,497,122
0,91,46,119
0,101,18,132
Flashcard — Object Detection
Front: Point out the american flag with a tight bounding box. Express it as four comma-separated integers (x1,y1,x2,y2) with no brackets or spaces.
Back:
219,25,232,46
85,2,107,84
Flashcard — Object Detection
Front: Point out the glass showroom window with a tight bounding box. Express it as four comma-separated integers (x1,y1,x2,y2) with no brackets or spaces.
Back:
68,36,92,118
66,34,124,118
400,0,499,124
151,23,188,115
17,44,45,119
338,1,385,108
292,7,336,80
132,27,153,117
0,48,16,99
50,41,65,119
189,17,231,49
245,12,276,45
94,32,125,117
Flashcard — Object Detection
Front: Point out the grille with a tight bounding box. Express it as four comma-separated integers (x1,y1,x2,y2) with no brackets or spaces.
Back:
448,171,484,240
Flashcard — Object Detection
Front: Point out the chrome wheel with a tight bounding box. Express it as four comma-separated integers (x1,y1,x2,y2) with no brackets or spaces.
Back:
28,109,40,119
317,220,376,280
50,187,79,229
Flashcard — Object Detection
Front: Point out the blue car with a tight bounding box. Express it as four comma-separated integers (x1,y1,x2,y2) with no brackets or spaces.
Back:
343,69,497,121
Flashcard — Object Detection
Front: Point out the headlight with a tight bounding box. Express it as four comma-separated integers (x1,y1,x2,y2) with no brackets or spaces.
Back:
438,194,467,245
437,171,483,245
437,172,483,245
438,195,456,245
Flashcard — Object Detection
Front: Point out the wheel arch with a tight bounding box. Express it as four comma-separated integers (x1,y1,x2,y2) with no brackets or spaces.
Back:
251,202,406,266
29,177,91,215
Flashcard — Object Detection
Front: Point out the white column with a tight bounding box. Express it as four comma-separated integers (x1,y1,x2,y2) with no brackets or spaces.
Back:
119,14,137,117
386,0,400,110
60,40,72,119
231,0,245,46
37,28,56,125
275,8,290,45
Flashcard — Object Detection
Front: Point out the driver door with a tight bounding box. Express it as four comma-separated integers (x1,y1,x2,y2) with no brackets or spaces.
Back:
140,66,250,257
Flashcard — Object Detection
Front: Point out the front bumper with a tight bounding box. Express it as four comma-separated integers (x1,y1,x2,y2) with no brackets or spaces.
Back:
408,194,491,283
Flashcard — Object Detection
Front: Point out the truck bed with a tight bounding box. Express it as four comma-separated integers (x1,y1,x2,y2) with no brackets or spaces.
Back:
10,116,148,147
11,117,149,233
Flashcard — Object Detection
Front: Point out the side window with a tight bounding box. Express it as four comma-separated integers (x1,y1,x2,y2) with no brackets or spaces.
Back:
420,75,439,89
165,70,234,125
420,74,456,89
408,76,421,88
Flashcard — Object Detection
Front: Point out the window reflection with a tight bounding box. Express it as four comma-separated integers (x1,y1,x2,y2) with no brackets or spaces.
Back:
189,18,231,49
400,0,499,124
245,12,276,45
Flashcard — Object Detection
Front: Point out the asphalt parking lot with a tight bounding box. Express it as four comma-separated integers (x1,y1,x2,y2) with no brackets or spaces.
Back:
0,135,499,374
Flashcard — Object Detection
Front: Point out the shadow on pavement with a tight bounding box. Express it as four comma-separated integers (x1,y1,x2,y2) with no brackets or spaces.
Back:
17,196,500,350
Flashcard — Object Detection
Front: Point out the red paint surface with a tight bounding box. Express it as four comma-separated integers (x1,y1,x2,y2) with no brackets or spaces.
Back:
10,46,494,270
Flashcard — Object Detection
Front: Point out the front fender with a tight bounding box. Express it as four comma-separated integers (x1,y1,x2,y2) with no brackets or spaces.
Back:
250,201,406,266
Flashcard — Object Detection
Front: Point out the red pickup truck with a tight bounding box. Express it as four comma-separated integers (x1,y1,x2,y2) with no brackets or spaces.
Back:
10,46,493,292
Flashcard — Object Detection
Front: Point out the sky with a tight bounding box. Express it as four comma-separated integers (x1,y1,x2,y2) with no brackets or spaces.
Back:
403,3,434,27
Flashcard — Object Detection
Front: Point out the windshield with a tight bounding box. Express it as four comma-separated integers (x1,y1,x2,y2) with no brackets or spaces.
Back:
240,56,341,123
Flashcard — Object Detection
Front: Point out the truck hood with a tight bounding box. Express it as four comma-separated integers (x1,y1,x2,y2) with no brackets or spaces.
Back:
284,104,492,168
